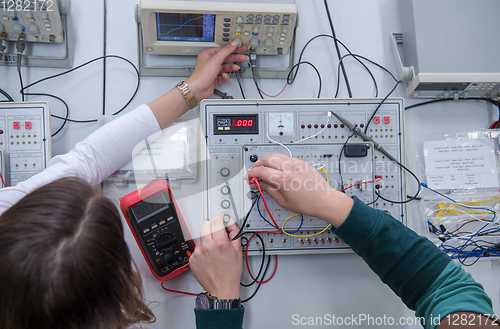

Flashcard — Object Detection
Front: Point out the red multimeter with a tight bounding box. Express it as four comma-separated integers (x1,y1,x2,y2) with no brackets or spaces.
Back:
120,180,195,281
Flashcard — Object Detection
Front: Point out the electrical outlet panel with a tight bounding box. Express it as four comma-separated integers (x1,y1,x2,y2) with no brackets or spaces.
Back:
201,99,406,255
0,102,51,187
0,0,69,43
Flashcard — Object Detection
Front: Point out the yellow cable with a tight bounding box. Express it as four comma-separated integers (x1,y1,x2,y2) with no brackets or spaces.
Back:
281,213,331,238
319,167,329,183
278,167,332,238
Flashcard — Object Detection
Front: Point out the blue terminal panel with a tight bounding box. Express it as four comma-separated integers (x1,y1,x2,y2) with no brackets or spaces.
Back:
156,13,215,42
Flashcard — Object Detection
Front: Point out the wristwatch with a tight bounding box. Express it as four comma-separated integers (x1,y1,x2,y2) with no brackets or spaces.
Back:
176,81,199,109
195,291,241,310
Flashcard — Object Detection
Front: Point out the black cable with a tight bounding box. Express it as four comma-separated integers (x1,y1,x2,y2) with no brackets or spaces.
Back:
364,81,401,134
250,66,264,99
323,0,352,98
240,233,265,287
18,70,25,102
286,61,322,98
335,53,378,98
241,255,271,303
366,194,380,206
103,0,108,115
232,196,259,241
0,87,14,101
334,51,400,99
405,97,500,111
23,92,71,137
21,55,140,116
374,161,421,204
235,69,246,99
288,35,386,99
338,134,353,191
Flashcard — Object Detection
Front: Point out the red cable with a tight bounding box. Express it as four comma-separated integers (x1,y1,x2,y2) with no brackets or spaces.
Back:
256,81,288,98
489,121,498,129
160,264,198,296
249,178,281,232
0,172,6,188
244,231,279,284
340,175,383,192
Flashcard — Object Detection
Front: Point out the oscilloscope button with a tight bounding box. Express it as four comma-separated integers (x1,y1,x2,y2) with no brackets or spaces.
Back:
222,38,229,42
264,15,271,19
223,33,230,37
223,28,230,32
247,14,254,19
236,16,243,24
224,23,230,27
224,18,231,22
256,14,263,19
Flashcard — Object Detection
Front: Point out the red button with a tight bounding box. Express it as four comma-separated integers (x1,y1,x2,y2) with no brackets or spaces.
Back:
384,116,390,124
301,124,305,129
13,122,20,129
307,124,312,129
374,117,380,124
314,124,318,128
25,122,32,129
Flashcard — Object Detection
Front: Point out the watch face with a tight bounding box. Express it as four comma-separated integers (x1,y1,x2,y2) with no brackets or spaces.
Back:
195,293,212,310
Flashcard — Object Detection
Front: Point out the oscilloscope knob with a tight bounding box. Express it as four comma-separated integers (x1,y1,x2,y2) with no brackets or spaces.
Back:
249,38,259,49
156,232,177,252
249,154,258,162
264,38,274,49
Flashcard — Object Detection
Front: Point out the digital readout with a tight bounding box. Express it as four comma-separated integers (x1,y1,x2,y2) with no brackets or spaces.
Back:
214,114,259,135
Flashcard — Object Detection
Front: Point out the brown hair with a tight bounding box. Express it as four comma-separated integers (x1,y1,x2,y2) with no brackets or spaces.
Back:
0,177,155,329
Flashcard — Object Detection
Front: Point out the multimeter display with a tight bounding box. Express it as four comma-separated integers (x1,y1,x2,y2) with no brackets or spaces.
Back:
214,114,259,135
131,193,169,223
120,180,195,281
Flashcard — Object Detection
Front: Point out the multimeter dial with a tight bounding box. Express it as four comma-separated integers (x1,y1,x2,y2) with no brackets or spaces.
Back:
156,232,177,252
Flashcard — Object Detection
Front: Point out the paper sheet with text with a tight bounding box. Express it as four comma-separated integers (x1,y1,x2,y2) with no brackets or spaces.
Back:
424,139,499,190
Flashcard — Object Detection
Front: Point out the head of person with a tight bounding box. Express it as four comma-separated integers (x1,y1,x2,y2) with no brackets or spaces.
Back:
0,177,155,329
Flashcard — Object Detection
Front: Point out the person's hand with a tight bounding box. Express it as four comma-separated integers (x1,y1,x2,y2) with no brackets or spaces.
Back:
189,214,242,299
185,41,249,101
243,154,354,228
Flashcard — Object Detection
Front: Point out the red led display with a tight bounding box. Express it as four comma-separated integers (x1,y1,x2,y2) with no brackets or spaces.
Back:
25,122,32,129
13,122,20,129
231,119,254,127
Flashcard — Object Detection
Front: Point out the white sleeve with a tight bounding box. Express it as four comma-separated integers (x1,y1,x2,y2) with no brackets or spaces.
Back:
0,104,161,215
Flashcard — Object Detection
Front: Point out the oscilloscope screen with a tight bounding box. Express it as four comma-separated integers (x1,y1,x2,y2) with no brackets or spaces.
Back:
156,13,216,42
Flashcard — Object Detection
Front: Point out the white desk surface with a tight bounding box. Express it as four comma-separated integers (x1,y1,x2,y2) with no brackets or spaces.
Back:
1,0,499,328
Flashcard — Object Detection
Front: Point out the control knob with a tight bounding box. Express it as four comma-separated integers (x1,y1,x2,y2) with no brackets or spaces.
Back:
28,25,40,35
221,185,231,195
12,24,23,34
249,38,259,49
264,38,274,49
156,232,177,252
220,167,230,177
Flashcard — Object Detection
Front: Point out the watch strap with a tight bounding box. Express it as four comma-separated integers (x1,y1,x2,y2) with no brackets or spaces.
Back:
176,81,199,109
195,291,241,310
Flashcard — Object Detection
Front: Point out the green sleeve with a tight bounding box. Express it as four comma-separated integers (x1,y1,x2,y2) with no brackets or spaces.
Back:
415,261,494,329
331,196,451,308
194,307,244,329
332,196,493,328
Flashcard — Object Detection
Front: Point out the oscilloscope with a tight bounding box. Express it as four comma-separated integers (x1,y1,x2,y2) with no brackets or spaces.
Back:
139,0,297,56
